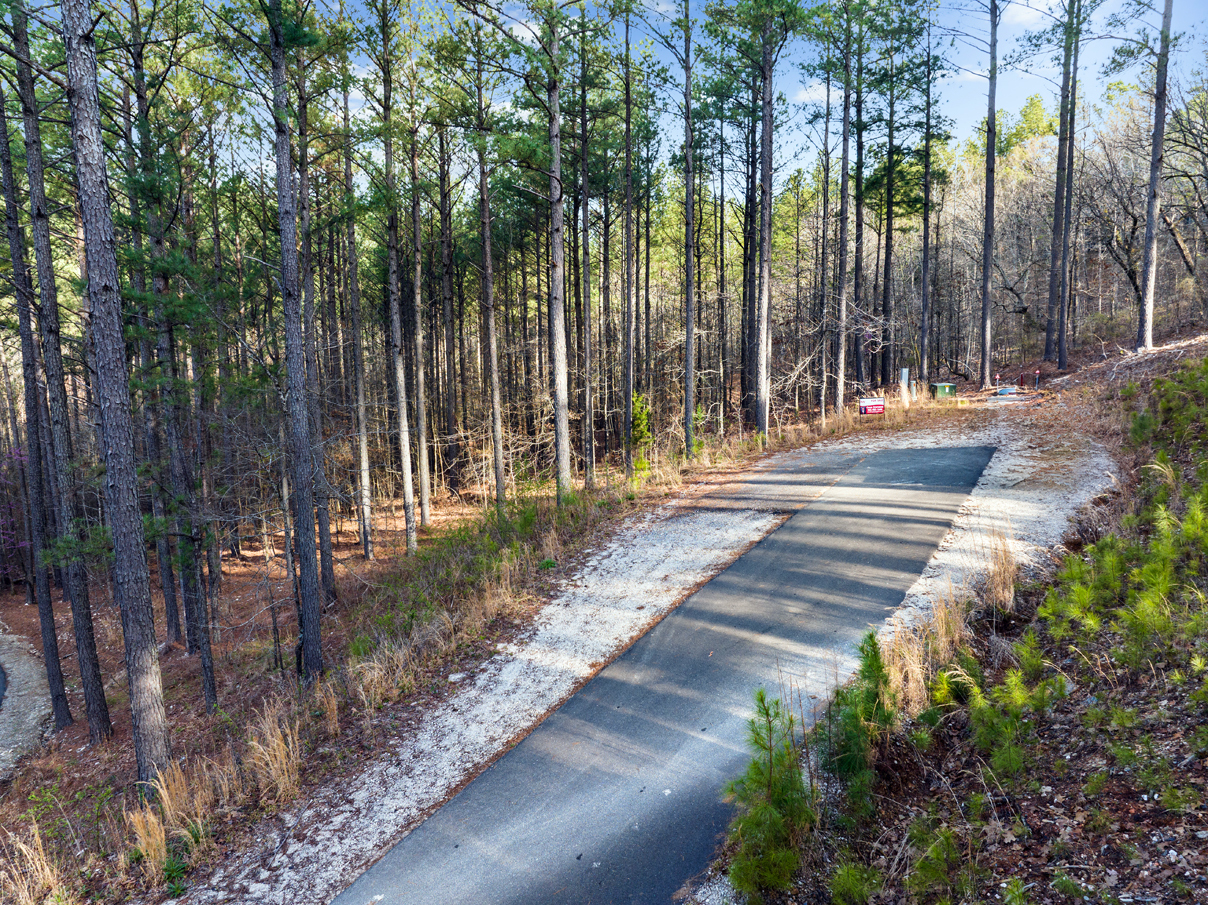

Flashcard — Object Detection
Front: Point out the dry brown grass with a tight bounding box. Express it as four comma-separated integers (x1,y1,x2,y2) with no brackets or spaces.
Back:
885,582,974,715
0,825,78,905
980,531,1018,613
125,804,167,884
316,678,341,738
350,642,415,716
150,760,215,847
245,700,301,804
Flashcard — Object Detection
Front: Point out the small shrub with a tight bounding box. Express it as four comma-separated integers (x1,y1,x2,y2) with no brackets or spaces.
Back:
830,859,882,905
1051,870,1087,898
828,633,896,779
1002,877,1032,905
905,825,962,899
725,688,815,901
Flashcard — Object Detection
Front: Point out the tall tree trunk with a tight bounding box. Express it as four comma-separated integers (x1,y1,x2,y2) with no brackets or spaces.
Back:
1136,0,1174,351
548,16,573,500
15,0,110,744
410,128,431,526
268,0,324,679
475,28,506,507
297,73,337,605
0,86,71,730
755,26,773,437
63,0,168,779
580,11,594,489
979,0,999,388
344,67,373,560
1044,0,1076,362
439,128,459,479
683,2,697,456
623,12,635,474
881,55,896,389
835,9,852,409
1058,13,1081,370
853,45,866,389
919,20,934,385
376,5,417,553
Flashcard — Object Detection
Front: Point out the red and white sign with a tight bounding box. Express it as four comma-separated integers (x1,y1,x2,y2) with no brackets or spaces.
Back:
859,396,885,415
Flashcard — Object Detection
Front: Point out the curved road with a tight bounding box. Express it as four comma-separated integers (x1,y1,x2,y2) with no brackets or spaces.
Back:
334,446,995,905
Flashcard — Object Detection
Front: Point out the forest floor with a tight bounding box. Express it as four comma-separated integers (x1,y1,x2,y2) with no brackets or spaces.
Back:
0,328,1204,905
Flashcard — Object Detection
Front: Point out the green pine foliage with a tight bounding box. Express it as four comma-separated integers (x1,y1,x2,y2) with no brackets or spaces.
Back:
824,634,896,819
724,688,816,901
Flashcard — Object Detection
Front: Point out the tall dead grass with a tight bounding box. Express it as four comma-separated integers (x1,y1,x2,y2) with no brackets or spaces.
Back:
351,642,415,713
150,760,215,847
980,530,1018,613
885,581,974,715
125,804,167,883
0,825,78,905
245,699,301,804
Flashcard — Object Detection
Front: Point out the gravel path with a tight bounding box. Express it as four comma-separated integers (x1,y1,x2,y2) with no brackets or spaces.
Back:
0,626,52,781
184,403,1115,905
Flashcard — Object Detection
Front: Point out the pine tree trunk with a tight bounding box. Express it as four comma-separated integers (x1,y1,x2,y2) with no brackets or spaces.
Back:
344,78,373,560
16,0,111,744
1058,14,1081,371
755,27,773,437
853,46,866,389
980,0,999,387
835,9,852,410
623,12,635,474
881,58,896,390
1044,0,1076,362
63,0,168,779
439,128,459,479
476,32,506,507
683,4,697,456
0,87,71,730
269,0,324,678
920,21,934,385
411,130,430,526
297,77,337,604
580,14,594,489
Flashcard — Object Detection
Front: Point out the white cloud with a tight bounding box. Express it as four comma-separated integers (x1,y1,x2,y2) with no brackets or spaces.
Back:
1003,1,1047,28
792,80,830,105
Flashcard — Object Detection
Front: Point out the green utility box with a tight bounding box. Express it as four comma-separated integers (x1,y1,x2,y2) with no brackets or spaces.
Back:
930,382,956,399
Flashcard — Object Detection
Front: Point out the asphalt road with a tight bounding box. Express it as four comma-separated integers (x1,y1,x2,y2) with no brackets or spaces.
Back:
333,446,995,905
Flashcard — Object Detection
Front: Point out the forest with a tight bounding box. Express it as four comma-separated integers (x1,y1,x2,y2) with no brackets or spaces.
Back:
0,0,1201,797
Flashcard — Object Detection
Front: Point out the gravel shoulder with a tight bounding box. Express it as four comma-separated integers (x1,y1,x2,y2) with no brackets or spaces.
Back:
0,625,52,781
185,400,1115,905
